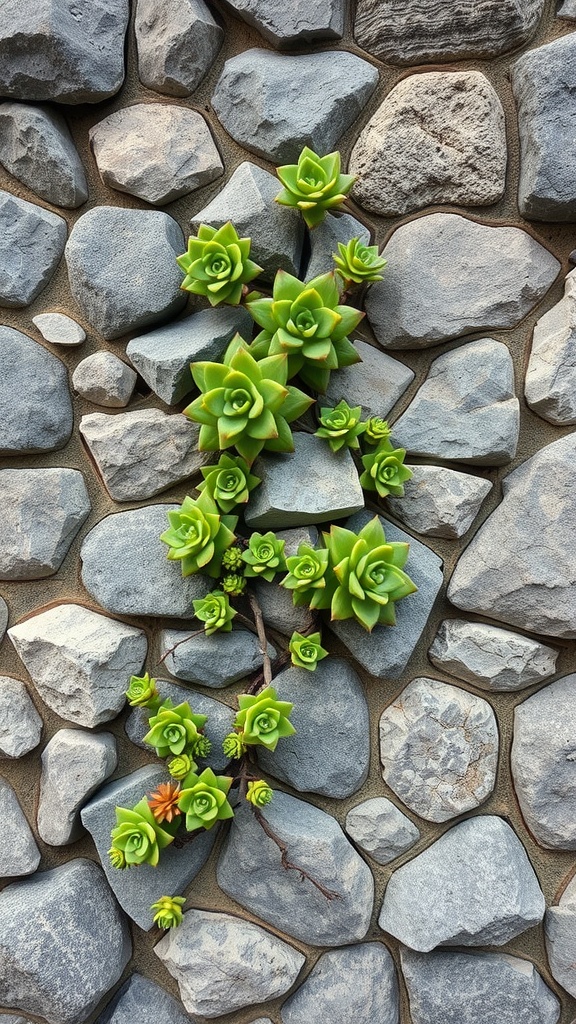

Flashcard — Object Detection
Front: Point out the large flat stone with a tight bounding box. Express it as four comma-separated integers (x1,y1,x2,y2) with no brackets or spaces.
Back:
220,0,344,47
525,268,576,424
280,943,399,1024
135,0,224,97
161,627,274,687
0,190,67,307
0,102,87,208
96,974,191,1024
545,873,576,999
324,339,414,419
37,728,117,846
428,619,559,692
1,328,73,455
386,466,492,538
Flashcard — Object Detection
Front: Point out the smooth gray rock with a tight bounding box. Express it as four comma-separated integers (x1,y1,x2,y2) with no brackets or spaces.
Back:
81,766,217,930
0,0,129,103
245,433,365,528
0,102,87,208
81,504,212,618
281,943,399,1024
354,0,545,64
190,161,305,283
1,328,73,455
393,340,519,465
135,0,224,97
429,619,559,692
212,49,378,163
324,339,414,419
0,676,42,759
80,410,209,502
8,604,147,728
526,268,576,424
400,948,560,1024
380,677,498,822
155,909,305,1017
345,798,420,865
379,816,545,952
0,597,7,642
96,974,191,1024
251,577,314,636
329,511,444,680
257,659,370,798
161,627,275,687
65,206,186,340
90,104,223,206
217,790,374,946
0,859,131,1023
304,211,370,282
386,466,492,538
73,352,137,407
0,468,90,580
37,728,117,846
545,873,576,998
221,0,344,46
351,71,506,216
33,312,86,346
0,190,66,307
366,213,560,349
448,432,576,638
126,306,253,405
0,778,40,877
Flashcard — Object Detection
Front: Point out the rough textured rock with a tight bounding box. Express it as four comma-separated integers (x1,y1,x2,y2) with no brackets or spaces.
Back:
386,466,492,539
212,49,378,162
447,432,576,638
429,619,559,692
73,352,137,407
33,312,86,346
559,0,576,16
0,0,129,103
80,410,208,502
345,798,420,865
0,677,42,759
257,659,370,798
0,190,67,307
126,306,252,405
379,816,545,952
81,505,212,618
96,974,191,1024
304,211,370,282
400,948,560,1024
324,339,414,419
222,0,344,47
156,909,305,1017
37,728,117,846
280,943,399,1024
379,677,498,822
218,791,374,945
350,71,506,216
65,206,186,340
0,102,88,208
0,469,90,580
0,859,131,1023
161,627,274,687
90,104,223,206
1,327,73,455
8,604,147,728
525,268,576,424
545,873,576,999
365,214,560,349
0,778,40,877
354,0,545,64
135,0,224,97
251,577,313,636
0,597,7,643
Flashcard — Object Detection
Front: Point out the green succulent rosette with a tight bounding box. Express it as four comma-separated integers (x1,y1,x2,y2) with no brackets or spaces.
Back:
151,895,186,929
222,545,244,571
143,701,208,759
160,490,237,578
246,779,273,806
315,399,366,452
363,417,393,447
125,672,159,709
222,572,247,596
168,753,197,780
360,446,413,498
280,543,335,610
198,453,261,513
242,531,286,582
289,631,328,671
108,846,128,870
177,222,262,306
324,516,418,631
193,589,236,636
333,237,387,285
234,685,295,752
275,147,356,229
222,732,247,759
177,767,234,831
110,798,176,867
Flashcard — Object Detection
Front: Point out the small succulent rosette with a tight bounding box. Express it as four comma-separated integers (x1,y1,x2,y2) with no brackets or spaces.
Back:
280,543,335,609
151,895,186,929
315,399,366,452
197,453,261,513
193,589,236,635
177,767,234,831
177,222,262,305
234,685,296,752
246,779,274,806
360,445,413,498
125,672,159,708
275,147,356,228
160,490,238,578
289,631,328,671
242,531,286,582
142,701,208,759
333,237,387,286
110,798,176,867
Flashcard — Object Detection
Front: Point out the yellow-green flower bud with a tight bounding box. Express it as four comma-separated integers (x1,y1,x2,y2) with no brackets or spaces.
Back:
151,895,186,929
108,846,128,870
246,780,273,807
168,753,197,780
222,732,246,759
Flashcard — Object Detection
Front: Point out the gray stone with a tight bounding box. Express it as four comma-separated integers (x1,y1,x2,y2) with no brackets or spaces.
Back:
73,352,137,407
559,0,576,16
8,603,147,728
96,974,191,1024
365,213,560,349
350,71,506,217
545,873,576,998
0,777,40,877
33,312,86,346
345,798,420,865
0,190,67,307
212,49,378,163
0,597,7,642
155,908,305,1017
79,410,209,502
0,676,42,759
400,948,560,1024
0,102,87,208
1,328,73,455
324,339,414,419
281,943,398,1024
304,211,370,282
354,0,545,64
221,0,344,47
65,207,186,341
161,627,275,687
80,504,212,618
0,0,129,104
428,619,559,692
190,161,305,283
81,766,218,930
135,0,223,98
258,659,369,798
0,859,131,1023
386,466,492,538
447,432,576,638
393,339,519,465
245,432,364,529
329,511,444,680
0,468,90,580
379,815,545,952
37,728,117,846
126,306,253,405
251,578,314,636
379,677,498,822
526,268,576,424
90,104,223,206
217,790,374,946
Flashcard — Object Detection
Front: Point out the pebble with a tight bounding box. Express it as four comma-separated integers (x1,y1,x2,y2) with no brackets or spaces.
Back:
559,0,576,15
33,312,86,346
96,973,191,1024
324,339,415,420
37,728,117,846
73,352,137,407
0,102,88,208
1,327,73,455
545,872,576,998
345,798,420,865
525,267,576,424
223,0,345,47
0,597,7,643
304,211,370,282
0,676,42,759
386,466,492,539
135,0,224,97
429,619,559,692
161,627,275,687
280,943,399,1024
0,190,67,307
0,777,40,877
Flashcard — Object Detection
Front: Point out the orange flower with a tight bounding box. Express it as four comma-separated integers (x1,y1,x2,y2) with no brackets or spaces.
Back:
147,782,182,824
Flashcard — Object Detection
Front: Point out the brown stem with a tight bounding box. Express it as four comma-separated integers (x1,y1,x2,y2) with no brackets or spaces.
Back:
245,650,291,695
253,807,340,901
157,628,208,666
248,591,273,687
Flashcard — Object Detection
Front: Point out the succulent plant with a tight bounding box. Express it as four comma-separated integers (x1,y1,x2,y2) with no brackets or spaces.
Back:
234,685,295,752
289,631,328,671
363,416,393,446
151,895,186,929
125,672,159,709
280,542,334,609
178,767,234,831
177,222,262,306
221,544,244,571
108,846,128,870
110,798,175,867
193,589,237,635
242,531,286,582
360,445,413,498
275,147,356,229
315,399,366,452
168,753,197,780
143,701,208,759
222,732,247,759
160,490,237,578
198,453,261,513
147,782,182,824
221,572,247,597
246,779,273,806
333,237,387,285
191,734,212,758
